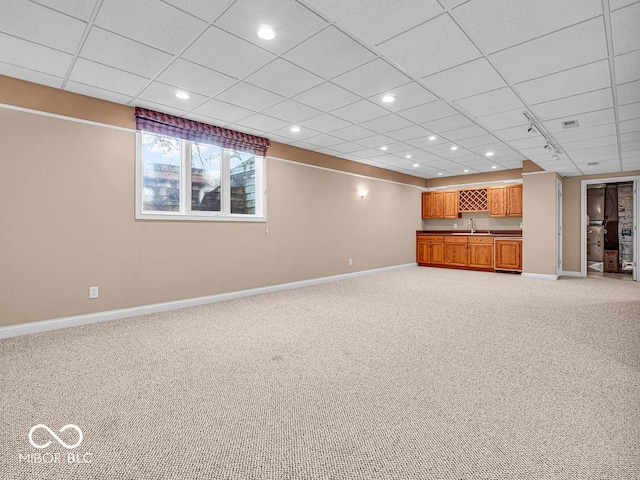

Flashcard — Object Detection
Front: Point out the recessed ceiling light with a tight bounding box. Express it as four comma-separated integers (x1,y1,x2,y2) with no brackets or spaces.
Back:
412,163,419,167
290,125,301,133
405,154,412,159
258,25,275,40
175,91,189,99
451,146,458,151
380,146,387,151
381,94,395,103
429,136,437,141
485,152,494,157
463,169,469,173
437,172,443,176
491,165,497,169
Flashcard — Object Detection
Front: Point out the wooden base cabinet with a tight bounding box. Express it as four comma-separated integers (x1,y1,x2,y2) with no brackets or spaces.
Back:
494,239,522,271
443,236,494,271
417,235,444,265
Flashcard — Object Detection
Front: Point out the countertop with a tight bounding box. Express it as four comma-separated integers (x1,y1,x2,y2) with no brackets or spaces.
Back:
417,230,523,237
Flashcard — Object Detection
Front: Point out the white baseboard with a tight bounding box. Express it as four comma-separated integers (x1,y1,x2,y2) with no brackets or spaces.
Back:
521,273,559,281
0,263,417,339
560,271,582,277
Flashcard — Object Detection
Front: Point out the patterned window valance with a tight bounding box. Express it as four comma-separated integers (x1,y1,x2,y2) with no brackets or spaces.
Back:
134,107,270,157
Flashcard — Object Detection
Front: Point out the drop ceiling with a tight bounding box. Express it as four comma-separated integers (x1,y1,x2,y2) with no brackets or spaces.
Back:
1,0,639,178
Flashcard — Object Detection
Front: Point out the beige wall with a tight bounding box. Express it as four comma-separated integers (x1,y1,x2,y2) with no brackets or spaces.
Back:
522,172,559,276
562,171,640,273
0,95,422,327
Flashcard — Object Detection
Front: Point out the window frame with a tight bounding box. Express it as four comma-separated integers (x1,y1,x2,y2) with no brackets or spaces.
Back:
135,131,266,222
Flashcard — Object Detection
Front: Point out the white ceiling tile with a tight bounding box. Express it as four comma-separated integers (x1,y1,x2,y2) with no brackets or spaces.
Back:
455,87,525,117
191,99,253,124
283,26,376,79
421,58,506,100
183,26,275,79
360,114,413,133
554,123,618,143
304,0,443,45
355,135,394,148
245,58,324,97
138,81,208,111
224,123,266,136
544,108,615,133
331,125,377,141
69,58,148,97
496,125,537,142
96,0,206,54
620,118,640,133
215,0,327,54
385,125,432,142
188,113,231,127
617,80,640,105
0,0,86,53
443,125,490,141
162,0,229,22
303,134,344,148
378,14,481,78
531,88,613,121
611,2,640,55
566,144,620,156
80,27,173,78
454,0,602,54
510,136,551,150
456,134,500,148
615,50,640,84
398,101,459,124
515,60,612,105
0,62,63,89
328,142,370,154
269,125,320,141
215,82,284,111
561,135,618,150
65,81,133,104
31,0,99,21
157,59,236,98
300,113,352,132
619,102,640,121
610,0,640,11
293,82,360,112
405,135,447,148
234,113,289,133
621,141,640,151
422,114,474,133
621,131,640,142
332,59,411,97
490,18,608,84
261,100,322,123
0,32,72,78
478,108,529,131
330,100,388,124
368,82,437,112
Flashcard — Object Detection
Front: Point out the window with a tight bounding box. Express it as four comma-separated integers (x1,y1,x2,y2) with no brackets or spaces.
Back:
135,108,268,222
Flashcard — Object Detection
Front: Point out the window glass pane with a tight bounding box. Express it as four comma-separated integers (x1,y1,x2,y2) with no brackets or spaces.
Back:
191,143,222,211
230,151,257,215
141,132,181,212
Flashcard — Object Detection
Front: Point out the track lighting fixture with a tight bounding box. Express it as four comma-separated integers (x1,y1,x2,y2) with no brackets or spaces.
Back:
523,112,563,162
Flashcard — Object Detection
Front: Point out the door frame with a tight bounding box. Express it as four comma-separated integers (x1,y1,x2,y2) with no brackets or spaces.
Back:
557,178,563,277
580,175,639,281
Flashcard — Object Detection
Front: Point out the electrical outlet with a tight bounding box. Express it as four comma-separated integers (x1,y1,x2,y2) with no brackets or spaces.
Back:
89,286,99,299
348,258,353,266
453,223,457,229
520,222,523,228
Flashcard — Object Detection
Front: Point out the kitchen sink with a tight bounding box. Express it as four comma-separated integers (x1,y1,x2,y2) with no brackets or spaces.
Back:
451,232,492,236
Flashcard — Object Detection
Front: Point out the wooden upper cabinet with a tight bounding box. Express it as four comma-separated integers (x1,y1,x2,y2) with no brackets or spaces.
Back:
488,184,523,217
507,184,523,216
422,191,447,219
421,192,431,219
443,190,459,218
488,187,506,217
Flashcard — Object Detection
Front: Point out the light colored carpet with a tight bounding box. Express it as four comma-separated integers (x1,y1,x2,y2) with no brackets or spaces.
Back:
1,267,639,480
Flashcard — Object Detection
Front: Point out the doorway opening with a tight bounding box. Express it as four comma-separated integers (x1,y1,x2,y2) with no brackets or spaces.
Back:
581,176,638,281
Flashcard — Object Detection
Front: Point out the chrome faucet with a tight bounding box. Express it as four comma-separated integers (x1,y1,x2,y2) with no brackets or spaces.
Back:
469,218,474,234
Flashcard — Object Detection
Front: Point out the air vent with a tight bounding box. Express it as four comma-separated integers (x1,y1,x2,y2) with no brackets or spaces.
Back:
562,119,579,129
586,162,599,167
